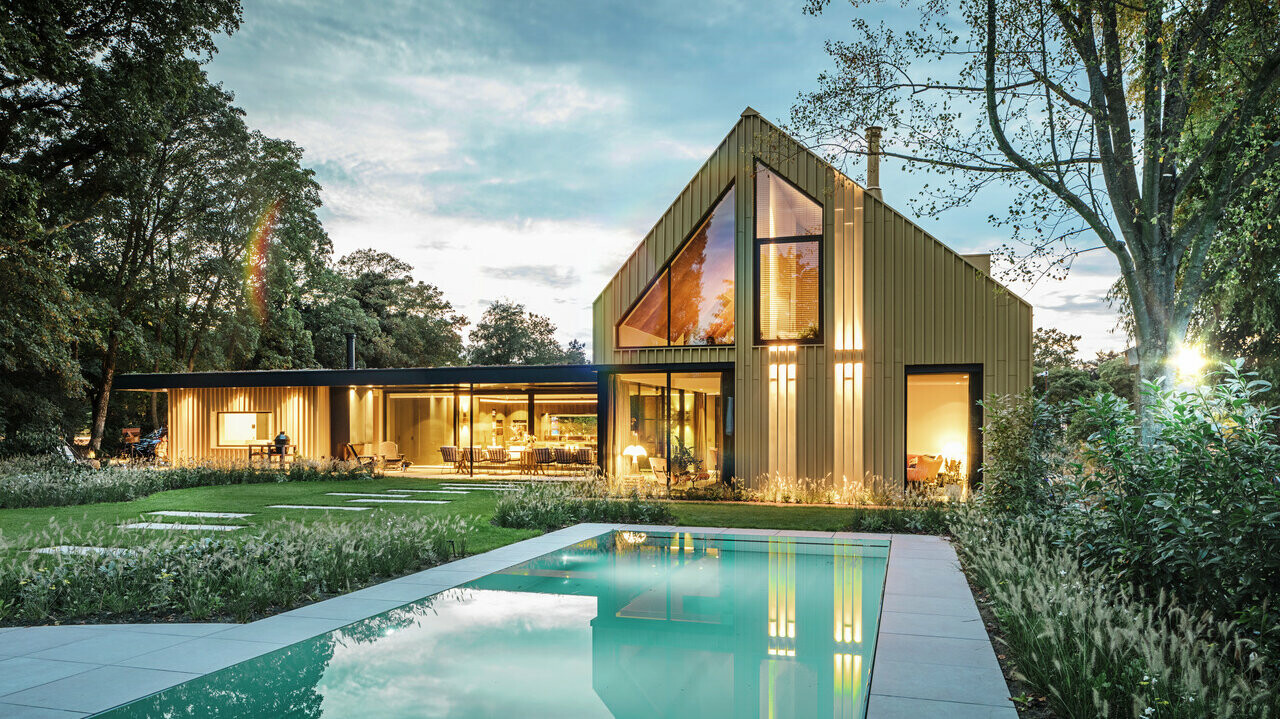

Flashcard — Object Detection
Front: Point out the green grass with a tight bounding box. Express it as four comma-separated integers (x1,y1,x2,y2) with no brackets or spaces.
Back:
0,477,537,557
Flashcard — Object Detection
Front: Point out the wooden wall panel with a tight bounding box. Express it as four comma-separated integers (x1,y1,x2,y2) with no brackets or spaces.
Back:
166,386,331,463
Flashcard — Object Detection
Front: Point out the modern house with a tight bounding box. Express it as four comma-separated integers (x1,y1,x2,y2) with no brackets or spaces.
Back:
117,109,1032,493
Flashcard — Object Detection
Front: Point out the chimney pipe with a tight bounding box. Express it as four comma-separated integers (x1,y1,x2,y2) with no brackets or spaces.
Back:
866,126,883,199
345,332,356,370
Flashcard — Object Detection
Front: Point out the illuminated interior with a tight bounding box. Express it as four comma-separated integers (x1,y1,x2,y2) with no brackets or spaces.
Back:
904,372,972,489
756,163,822,342
611,371,725,484
386,392,455,465
619,185,736,347
215,411,271,447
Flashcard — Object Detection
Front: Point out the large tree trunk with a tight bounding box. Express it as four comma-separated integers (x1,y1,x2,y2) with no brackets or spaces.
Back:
88,331,119,455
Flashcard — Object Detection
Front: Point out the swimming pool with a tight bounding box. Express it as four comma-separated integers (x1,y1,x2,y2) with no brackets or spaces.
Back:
93,531,889,718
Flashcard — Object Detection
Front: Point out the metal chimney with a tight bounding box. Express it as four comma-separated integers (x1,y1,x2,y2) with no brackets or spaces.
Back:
866,126,883,199
345,332,356,370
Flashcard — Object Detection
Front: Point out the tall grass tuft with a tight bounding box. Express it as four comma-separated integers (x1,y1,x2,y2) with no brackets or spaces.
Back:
952,511,1275,718
0,457,368,509
491,482,674,531
0,514,469,623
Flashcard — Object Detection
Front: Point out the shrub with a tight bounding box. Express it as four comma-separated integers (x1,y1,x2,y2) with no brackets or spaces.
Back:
0,457,368,509
841,503,953,534
978,389,1067,512
953,511,1275,719
0,514,469,623
491,482,674,531
1065,361,1280,652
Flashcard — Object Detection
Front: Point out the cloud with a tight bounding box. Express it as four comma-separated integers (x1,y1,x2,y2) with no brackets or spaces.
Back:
481,265,580,290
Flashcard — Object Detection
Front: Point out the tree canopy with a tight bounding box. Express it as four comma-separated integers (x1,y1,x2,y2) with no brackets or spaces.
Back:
467,301,587,366
794,0,1280,403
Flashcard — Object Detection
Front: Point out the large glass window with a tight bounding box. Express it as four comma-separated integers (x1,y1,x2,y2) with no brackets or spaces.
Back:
611,372,726,484
618,186,735,347
670,187,735,345
386,392,456,465
905,371,975,498
216,411,271,447
618,271,668,348
755,164,822,343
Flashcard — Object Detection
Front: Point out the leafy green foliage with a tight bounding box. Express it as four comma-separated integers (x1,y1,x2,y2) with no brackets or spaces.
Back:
978,389,1066,512
1033,327,1082,369
1063,362,1280,651
953,511,1276,719
305,249,466,369
467,300,586,365
0,514,468,623
0,458,367,509
491,482,674,531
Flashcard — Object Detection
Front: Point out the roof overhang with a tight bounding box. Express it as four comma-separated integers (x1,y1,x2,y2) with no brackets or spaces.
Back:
115,364,602,391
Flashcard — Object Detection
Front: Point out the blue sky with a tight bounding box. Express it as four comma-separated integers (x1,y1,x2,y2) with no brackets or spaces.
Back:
206,0,1126,356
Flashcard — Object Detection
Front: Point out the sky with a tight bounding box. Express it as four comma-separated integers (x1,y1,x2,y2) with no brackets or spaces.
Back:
205,0,1128,358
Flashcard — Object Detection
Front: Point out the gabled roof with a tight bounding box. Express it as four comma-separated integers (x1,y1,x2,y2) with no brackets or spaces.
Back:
594,107,1030,312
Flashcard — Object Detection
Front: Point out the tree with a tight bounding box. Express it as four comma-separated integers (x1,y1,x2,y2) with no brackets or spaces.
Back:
467,301,584,366
794,0,1280,412
1033,327,1081,369
303,249,466,369
0,0,242,453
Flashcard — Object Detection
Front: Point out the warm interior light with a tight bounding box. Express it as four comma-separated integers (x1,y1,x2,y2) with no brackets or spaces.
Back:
1174,344,1207,381
942,441,966,463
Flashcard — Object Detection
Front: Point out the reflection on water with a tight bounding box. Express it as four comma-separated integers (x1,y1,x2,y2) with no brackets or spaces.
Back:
95,533,888,719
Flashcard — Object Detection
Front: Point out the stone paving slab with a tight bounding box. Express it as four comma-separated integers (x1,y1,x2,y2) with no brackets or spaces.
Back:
0,702,89,718
2,665,200,715
266,504,370,511
145,511,251,519
867,694,1019,718
346,497,449,505
120,522,243,532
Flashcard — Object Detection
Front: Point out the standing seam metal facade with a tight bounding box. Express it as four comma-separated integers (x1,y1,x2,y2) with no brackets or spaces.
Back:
593,110,1032,492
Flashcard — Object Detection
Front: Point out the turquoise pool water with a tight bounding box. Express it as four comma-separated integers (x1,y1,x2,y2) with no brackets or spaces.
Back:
95,531,889,718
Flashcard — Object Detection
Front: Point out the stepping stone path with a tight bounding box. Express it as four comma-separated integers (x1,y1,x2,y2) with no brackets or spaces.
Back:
347,498,448,505
147,511,252,519
385,489,468,494
122,522,244,532
325,492,410,498
34,545,132,557
440,485,519,491
267,504,371,511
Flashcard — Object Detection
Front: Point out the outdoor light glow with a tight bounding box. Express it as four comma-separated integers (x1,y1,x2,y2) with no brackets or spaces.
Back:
1174,344,1207,381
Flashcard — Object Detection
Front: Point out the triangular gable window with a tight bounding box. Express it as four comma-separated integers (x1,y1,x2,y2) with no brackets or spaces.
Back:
618,186,735,348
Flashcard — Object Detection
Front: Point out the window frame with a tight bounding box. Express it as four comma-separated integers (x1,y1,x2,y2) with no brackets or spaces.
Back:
615,182,736,349
752,160,825,346
902,364,984,492
214,410,274,449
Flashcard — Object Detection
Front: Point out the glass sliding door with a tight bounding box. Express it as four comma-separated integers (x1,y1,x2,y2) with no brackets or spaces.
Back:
610,371,727,483
385,392,456,467
669,372,724,481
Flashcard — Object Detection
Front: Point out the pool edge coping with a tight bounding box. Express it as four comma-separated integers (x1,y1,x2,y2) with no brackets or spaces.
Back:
1,523,1015,718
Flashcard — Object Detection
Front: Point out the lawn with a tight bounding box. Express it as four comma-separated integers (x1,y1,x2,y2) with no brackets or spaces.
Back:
0,476,538,557
0,478,943,558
